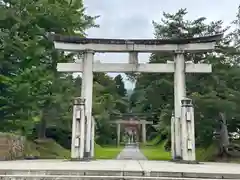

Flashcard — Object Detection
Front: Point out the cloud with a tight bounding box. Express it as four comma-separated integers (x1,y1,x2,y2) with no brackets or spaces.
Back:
85,0,239,38
83,0,240,89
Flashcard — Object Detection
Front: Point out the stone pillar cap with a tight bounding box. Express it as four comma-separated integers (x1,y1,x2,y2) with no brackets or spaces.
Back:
73,97,85,105
84,49,95,53
181,97,192,106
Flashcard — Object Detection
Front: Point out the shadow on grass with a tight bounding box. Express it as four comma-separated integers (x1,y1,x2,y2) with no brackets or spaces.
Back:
140,141,171,161
24,138,70,159
95,144,124,159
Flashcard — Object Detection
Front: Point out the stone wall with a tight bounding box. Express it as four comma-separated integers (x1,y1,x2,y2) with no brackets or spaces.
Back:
0,133,25,160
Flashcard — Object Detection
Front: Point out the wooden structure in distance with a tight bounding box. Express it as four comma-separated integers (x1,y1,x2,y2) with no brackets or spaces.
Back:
110,120,153,145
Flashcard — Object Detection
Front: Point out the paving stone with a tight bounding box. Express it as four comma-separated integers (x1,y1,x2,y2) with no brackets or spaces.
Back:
116,145,147,160
0,159,240,179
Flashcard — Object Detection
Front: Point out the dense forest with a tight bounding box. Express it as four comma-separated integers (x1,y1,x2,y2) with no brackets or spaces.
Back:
130,7,240,154
0,0,128,149
1,0,240,159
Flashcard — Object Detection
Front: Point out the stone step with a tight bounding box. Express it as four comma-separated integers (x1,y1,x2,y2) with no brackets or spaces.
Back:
0,169,239,179
0,160,240,179
0,175,235,180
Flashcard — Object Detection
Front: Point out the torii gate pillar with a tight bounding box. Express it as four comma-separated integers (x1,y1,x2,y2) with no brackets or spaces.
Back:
142,123,146,144
63,50,95,160
82,50,94,158
173,51,186,159
117,123,121,146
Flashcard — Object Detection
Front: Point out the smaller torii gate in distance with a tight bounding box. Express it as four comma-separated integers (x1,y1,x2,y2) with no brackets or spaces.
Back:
111,119,153,145
52,34,222,161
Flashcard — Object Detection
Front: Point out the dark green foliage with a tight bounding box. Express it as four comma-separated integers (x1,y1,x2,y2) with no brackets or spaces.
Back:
0,0,128,146
130,7,240,147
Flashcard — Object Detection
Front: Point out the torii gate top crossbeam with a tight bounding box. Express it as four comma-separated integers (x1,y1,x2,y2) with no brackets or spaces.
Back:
52,34,223,53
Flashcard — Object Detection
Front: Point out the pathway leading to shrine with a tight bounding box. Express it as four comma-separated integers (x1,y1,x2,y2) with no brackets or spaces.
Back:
116,145,147,160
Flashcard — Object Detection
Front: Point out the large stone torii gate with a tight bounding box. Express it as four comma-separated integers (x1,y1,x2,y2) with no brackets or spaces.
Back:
52,34,222,161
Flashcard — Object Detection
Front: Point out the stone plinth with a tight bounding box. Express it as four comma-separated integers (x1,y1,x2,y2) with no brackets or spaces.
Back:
0,133,25,160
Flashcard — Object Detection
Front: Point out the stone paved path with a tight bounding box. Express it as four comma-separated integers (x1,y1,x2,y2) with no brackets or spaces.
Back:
116,144,147,160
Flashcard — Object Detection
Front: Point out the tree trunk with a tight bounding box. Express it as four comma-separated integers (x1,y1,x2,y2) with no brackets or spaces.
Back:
219,112,230,147
218,112,230,157
38,109,47,139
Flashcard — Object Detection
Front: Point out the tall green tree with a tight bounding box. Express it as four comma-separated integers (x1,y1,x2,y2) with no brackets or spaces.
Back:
0,0,98,138
114,75,126,97
0,0,129,144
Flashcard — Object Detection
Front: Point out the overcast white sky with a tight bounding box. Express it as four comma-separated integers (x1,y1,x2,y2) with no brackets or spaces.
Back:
83,0,240,89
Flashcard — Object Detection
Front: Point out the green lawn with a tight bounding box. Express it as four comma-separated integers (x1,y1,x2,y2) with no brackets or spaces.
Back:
140,141,216,161
25,139,71,159
140,142,171,160
95,144,123,159
25,139,123,160
140,140,223,162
